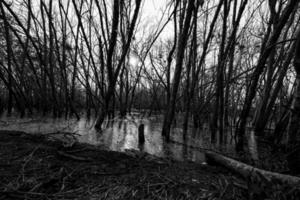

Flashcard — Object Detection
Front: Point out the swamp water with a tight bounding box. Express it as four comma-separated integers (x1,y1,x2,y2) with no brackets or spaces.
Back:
0,113,237,163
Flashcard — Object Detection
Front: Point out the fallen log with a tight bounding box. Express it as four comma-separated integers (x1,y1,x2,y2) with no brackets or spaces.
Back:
205,151,300,186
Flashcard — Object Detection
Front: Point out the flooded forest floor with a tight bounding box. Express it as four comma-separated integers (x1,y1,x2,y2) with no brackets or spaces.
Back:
0,130,250,200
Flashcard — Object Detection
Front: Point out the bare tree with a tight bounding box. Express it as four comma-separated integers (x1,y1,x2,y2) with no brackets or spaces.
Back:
161,0,196,141
235,0,299,151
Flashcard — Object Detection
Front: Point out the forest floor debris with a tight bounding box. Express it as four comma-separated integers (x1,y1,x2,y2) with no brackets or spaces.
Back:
0,130,298,200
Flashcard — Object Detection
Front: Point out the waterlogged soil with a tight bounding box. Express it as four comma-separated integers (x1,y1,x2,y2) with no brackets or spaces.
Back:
0,130,249,200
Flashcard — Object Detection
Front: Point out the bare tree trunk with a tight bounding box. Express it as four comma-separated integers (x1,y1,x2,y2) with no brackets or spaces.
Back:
211,0,229,143
183,3,198,137
182,48,193,137
236,0,299,151
255,35,296,135
162,0,195,141
40,0,48,115
95,0,142,129
95,0,120,129
165,7,178,106
0,3,13,115
253,2,282,135
224,0,238,127
46,0,59,117
287,29,300,146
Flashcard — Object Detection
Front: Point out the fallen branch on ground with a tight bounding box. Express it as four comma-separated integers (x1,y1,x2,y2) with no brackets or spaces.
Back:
57,150,93,162
205,150,300,186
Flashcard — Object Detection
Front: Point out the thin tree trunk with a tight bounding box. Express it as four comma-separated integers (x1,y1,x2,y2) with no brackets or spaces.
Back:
95,0,120,129
183,4,198,137
0,3,13,115
287,29,300,146
236,0,299,151
224,0,238,127
95,0,142,129
162,0,195,141
211,0,228,143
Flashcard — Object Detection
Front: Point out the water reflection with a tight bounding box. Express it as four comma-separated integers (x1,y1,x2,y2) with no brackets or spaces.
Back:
0,114,236,163
247,130,259,162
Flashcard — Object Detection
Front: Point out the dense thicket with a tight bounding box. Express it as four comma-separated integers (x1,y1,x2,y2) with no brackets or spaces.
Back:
0,0,300,151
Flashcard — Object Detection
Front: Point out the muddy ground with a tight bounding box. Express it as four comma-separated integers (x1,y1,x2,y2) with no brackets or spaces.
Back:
0,130,298,200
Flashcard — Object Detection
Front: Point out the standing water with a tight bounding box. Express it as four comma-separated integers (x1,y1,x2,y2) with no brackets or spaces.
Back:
0,112,237,163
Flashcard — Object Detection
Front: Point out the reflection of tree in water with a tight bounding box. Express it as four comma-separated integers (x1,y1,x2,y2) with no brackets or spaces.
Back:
118,120,127,149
